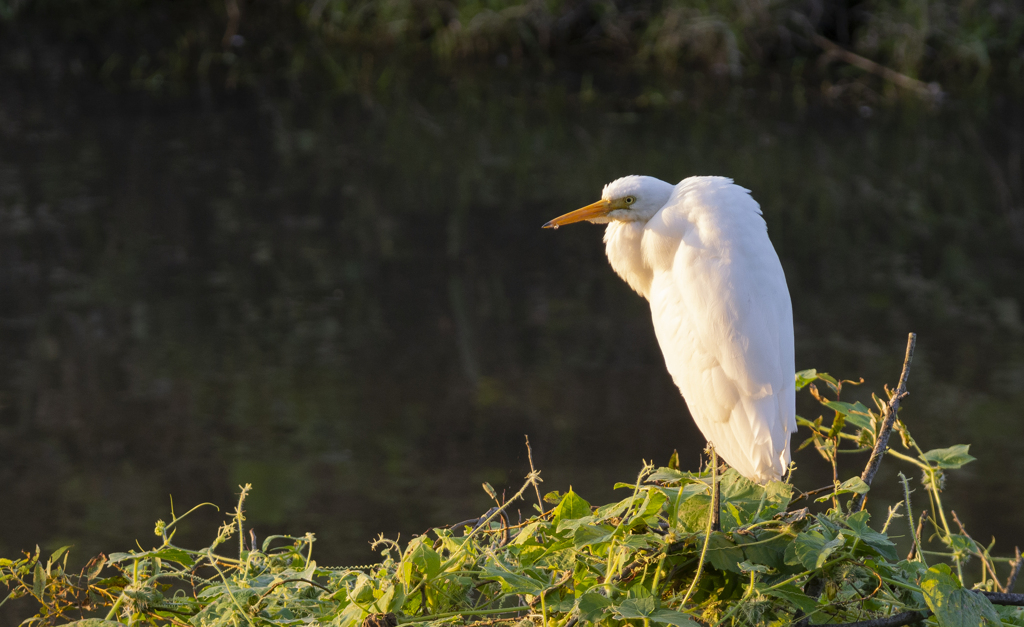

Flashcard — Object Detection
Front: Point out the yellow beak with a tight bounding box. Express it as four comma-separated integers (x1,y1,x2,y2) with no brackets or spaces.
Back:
542,199,612,229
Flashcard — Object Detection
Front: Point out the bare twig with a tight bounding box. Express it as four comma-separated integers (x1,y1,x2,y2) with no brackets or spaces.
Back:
1006,547,1023,593
811,35,941,102
791,484,839,504
525,435,545,514
907,510,928,560
854,333,916,511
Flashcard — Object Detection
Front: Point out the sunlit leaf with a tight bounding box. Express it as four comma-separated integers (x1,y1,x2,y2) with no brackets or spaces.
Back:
615,597,702,627
553,489,591,524
795,369,817,391
920,564,1000,627
920,445,976,469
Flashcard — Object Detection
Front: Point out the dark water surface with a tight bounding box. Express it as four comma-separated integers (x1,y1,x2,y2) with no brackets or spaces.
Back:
2,83,1023,589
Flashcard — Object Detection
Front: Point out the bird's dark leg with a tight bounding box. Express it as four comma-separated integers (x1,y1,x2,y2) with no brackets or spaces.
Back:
711,474,721,532
708,444,721,533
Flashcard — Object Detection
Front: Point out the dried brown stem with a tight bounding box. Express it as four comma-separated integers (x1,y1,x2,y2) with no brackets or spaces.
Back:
907,510,928,560
811,35,941,101
1007,547,1023,593
854,333,916,511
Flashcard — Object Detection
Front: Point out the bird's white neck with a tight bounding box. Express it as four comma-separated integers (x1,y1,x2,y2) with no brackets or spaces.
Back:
603,220,653,299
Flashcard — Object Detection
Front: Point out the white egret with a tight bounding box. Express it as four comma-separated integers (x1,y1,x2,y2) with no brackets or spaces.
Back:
544,176,795,484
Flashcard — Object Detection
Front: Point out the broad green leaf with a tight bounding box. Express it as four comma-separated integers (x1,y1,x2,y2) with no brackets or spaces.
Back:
736,532,789,570
816,477,870,502
543,491,564,504
409,539,441,578
737,560,769,573
920,445,976,469
757,582,819,615
614,597,701,627
785,530,845,570
843,511,898,562
511,521,545,545
946,534,978,556
821,401,874,430
479,564,547,596
573,524,616,550
675,494,711,533
795,369,817,391
920,564,1000,627
64,621,127,627
149,548,196,567
705,535,745,573
553,489,592,524
576,592,613,622
648,468,691,484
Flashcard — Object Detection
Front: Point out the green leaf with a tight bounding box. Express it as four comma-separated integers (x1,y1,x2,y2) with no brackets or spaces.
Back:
648,468,690,483
736,532,789,570
920,445,977,469
64,621,127,627
573,524,616,549
737,560,769,573
511,521,545,546
705,535,745,573
48,546,72,564
757,582,819,615
675,494,711,533
33,561,45,599
843,511,898,562
785,530,845,570
946,534,978,556
614,598,701,627
543,491,564,505
150,548,196,567
627,490,668,527
795,369,818,391
576,592,613,622
553,489,591,524
479,563,547,596
409,539,441,578
920,564,1000,627
821,401,874,430
816,477,870,502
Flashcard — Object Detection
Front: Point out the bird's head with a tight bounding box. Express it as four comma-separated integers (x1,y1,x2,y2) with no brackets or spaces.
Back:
543,175,673,229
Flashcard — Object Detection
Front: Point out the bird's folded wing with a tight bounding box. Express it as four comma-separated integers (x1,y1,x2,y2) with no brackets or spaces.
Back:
643,178,796,481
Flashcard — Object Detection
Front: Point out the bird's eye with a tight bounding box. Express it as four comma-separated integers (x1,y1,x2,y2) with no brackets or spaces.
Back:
625,196,636,205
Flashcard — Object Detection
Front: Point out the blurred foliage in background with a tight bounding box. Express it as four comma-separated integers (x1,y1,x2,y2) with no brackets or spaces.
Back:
1,0,1022,106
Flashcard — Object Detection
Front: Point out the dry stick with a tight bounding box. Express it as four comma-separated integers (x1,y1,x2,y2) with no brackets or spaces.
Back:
810,35,940,101
1007,547,1023,593
525,435,545,514
906,511,928,560
854,333,916,512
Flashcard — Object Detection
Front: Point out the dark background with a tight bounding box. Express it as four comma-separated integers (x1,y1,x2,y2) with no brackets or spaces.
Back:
1,1,1023,621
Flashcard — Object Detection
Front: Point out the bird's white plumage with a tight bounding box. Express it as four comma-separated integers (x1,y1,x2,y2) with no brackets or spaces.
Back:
597,175,796,483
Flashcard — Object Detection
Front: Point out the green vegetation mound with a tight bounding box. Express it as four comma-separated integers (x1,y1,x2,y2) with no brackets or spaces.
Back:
4,361,1023,626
